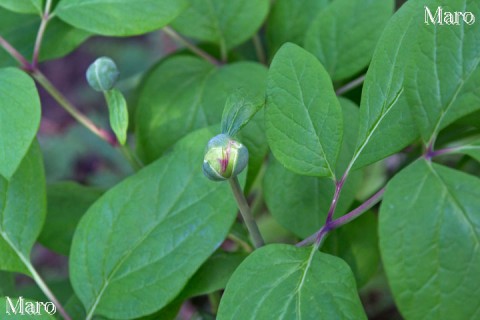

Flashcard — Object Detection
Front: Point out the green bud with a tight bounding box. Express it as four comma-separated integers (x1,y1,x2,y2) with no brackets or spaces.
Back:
86,57,120,92
203,134,248,181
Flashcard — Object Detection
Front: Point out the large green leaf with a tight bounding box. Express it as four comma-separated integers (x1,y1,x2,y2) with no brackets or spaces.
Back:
0,143,46,275
0,0,42,14
0,8,90,68
266,0,330,56
265,43,343,178
351,1,423,169
0,68,40,179
304,0,393,81
264,98,361,238
0,297,56,319
135,56,267,163
171,0,269,53
38,182,103,256
55,0,187,36
379,159,480,319
323,211,379,288
405,0,480,143
70,128,238,319
217,244,366,319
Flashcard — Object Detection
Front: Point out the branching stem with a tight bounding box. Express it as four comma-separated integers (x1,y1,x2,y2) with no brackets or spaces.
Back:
163,26,222,66
229,177,265,249
32,0,53,67
297,187,385,247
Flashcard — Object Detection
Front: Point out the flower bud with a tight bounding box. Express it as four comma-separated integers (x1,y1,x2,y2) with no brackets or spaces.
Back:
203,134,248,181
86,57,120,92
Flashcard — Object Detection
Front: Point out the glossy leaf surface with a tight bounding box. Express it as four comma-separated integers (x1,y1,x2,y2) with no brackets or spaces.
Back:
56,0,187,36
380,159,480,319
0,68,40,179
70,128,238,319
266,43,343,178
405,0,480,142
136,56,267,163
0,143,45,275
171,0,269,51
217,244,366,319
305,0,393,81
352,1,422,169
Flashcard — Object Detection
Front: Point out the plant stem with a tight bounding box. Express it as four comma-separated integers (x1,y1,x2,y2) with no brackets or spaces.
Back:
163,26,222,66
297,187,386,247
31,70,117,146
229,177,265,249
335,74,366,95
32,0,53,67
25,262,72,320
0,35,31,70
325,176,345,223
252,33,267,65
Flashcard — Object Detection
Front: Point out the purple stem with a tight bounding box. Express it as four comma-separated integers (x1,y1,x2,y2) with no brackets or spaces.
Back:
325,174,347,223
0,36,32,71
297,187,386,247
425,146,458,160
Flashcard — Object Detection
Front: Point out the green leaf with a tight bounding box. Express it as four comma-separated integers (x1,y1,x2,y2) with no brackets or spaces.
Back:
0,143,46,275
135,56,267,163
0,0,42,14
379,159,480,319
323,211,379,288
264,97,361,238
180,251,248,299
351,1,423,169
0,297,56,319
305,0,393,81
266,0,330,56
38,182,103,256
221,89,264,137
265,43,343,178
0,68,40,179
171,0,269,53
105,89,129,145
70,128,238,319
217,244,366,319
55,0,187,36
405,0,480,143
0,8,90,68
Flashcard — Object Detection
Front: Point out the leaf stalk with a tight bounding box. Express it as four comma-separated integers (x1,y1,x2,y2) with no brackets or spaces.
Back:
229,177,265,249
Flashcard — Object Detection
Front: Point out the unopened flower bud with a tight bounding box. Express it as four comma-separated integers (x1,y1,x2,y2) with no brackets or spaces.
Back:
203,134,248,181
86,57,119,92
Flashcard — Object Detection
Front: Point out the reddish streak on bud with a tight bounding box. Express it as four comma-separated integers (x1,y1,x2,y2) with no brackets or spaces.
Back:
218,140,233,173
